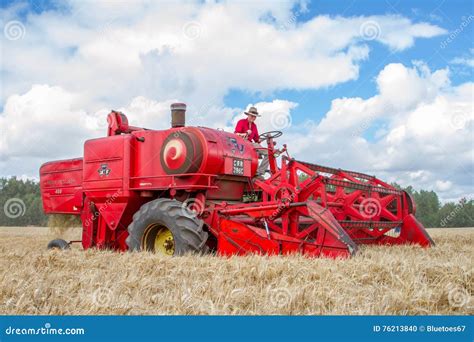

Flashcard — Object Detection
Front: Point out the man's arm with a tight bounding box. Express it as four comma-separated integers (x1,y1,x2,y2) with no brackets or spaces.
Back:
234,120,249,138
253,124,260,143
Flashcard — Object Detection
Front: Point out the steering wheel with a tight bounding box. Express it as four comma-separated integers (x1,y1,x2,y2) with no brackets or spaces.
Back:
259,130,283,140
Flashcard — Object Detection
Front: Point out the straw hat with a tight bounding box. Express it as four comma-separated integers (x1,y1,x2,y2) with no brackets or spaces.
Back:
244,106,260,117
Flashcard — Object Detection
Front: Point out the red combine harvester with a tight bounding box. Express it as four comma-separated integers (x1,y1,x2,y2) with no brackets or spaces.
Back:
40,103,434,258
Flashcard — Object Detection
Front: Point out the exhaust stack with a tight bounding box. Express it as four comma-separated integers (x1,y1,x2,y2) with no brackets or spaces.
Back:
171,103,186,128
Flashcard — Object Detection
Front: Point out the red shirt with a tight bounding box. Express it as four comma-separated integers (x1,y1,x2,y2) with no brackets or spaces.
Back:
234,118,260,143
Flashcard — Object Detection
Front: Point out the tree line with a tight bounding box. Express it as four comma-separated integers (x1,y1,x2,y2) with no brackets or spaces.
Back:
0,177,472,228
394,184,473,228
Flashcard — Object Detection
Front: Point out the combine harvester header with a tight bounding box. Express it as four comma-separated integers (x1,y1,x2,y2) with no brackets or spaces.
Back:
40,103,434,258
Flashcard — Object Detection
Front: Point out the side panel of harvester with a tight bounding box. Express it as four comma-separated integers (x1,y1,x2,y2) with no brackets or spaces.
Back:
40,158,83,215
81,134,137,250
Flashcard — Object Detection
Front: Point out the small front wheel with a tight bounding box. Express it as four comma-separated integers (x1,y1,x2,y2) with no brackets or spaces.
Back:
47,239,70,250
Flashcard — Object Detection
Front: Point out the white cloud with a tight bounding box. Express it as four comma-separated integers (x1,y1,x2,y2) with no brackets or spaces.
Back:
436,180,453,192
450,48,474,69
1,1,445,109
451,57,474,68
285,62,473,201
0,85,90,160
3,1,469,201
0,83,242,177
0,63,472,201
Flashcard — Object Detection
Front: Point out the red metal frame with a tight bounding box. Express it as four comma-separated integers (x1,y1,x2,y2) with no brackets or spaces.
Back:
40,110,434,258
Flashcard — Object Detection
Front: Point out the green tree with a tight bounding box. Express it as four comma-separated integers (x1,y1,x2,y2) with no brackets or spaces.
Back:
391,183,440,227
439,198,474,228
412,190,440,228
0,177,48,226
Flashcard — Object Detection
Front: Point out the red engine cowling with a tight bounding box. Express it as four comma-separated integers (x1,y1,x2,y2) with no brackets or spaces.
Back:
134,127,259,179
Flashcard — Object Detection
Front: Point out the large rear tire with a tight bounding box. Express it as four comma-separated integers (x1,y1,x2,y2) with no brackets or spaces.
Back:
125,198,208,256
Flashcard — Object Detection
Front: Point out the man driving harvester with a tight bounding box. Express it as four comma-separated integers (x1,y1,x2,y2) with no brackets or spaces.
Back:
234,106,269,177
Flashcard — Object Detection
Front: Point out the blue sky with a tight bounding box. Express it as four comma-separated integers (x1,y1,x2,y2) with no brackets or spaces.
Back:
223,0,473,130
0,0,473,201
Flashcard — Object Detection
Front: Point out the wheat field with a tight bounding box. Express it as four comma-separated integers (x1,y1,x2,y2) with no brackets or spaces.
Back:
0,226,472,315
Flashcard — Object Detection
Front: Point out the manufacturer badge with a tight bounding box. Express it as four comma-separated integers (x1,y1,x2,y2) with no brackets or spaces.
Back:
98,163,111,177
